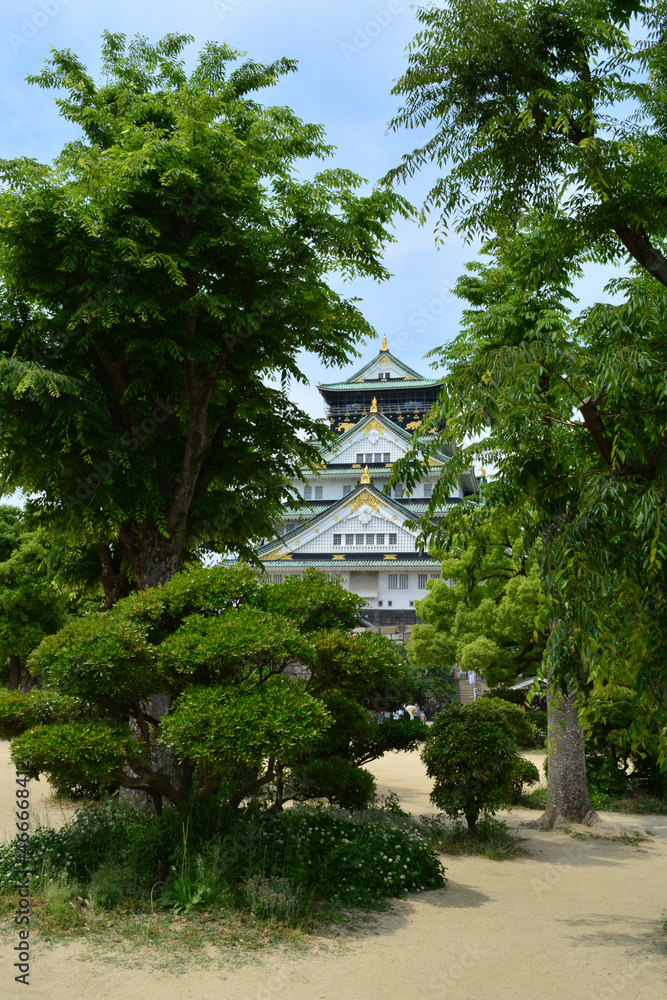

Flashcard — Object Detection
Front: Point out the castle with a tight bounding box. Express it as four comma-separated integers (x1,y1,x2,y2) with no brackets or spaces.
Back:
257,337,479,627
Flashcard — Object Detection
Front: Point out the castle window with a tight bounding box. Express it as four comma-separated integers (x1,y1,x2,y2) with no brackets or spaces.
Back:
393,484,403,498
399,574,409,589
418,574,428,589
304,486,312,500
343,485,352,496
356,453,363,463
271,573,283,583
374,453,382,462
365,453,373,464
355,534,364,545
333,534,342,545
366,534,374,544
388,575,397,589
387,600,392,607
378,600,383,607
388,533,397,545
345,534,354,544
424,483,433,498
376,533,385,545
315,486,323,499
383,452,390,462
430,573,441,580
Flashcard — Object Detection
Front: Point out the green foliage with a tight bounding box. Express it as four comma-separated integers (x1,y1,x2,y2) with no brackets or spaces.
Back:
0,506,68,685
10,721,141,795
387,0,667,284
409,512,544,689
20,566,413,812
388,2,667,756
0,799,445,913
29,614,156,704
0,33,411,598
0,690,96,739
418,815,524,860
422,699,533,831
235,807,446,907
584,685,666,797
257,569,362,633
161,677,329,772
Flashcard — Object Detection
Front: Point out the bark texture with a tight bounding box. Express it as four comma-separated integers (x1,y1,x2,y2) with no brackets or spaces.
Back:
539,683,600,829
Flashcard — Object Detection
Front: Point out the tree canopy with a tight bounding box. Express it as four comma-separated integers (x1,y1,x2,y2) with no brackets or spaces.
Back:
0,32,411,602
386,0,667,286
0,505,68,690
3,567,416,812
409,511,544,689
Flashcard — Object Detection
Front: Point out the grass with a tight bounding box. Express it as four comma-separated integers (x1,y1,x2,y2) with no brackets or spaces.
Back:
418,815,525,860
0,879,319,972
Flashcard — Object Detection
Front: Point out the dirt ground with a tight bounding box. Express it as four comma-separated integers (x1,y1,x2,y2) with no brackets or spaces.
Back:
1,740,665,1000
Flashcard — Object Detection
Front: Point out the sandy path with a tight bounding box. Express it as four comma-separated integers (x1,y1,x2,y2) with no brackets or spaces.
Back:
1,741,665,1000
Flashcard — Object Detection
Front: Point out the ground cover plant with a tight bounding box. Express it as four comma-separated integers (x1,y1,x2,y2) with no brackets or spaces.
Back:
0,796,446,942
418,814,524,861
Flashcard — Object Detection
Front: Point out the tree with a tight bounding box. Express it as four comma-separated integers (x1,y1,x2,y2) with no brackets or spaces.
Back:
409,511,545,689
0,506,68,691
3,567,414,814
422,698,539,832
386,1,667,824
0,33,411,603
386,0,667,286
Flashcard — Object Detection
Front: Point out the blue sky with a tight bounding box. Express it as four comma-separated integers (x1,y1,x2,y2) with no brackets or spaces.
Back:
1,0,625,427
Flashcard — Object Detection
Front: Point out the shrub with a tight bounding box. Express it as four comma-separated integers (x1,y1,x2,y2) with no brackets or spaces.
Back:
0,799,446,914
422,700,523,832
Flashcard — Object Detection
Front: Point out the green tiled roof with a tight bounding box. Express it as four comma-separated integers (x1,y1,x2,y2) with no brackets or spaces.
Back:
342,349,428,383
319,378,443,391
260,558,439,568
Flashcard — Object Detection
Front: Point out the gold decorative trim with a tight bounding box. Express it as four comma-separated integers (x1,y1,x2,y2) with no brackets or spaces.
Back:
381,335,388,351
378,356,391,366
360,465,371,484
428,458,443,467
392,515,397,520
352,463,361,468
332,554,346,560
370,396,378,412
344,489,383,516
333,516,338,521
362,418,384,435
262,550,292,561
383,554,397,560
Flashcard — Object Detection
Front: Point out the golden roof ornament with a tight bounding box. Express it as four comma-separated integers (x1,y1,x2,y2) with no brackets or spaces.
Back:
360,465,371,484
480,466,487,478
370,396,378,413
381,335,388,351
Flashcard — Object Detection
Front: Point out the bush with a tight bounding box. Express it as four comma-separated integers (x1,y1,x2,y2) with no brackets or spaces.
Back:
422,700,525,832
0,798,445,914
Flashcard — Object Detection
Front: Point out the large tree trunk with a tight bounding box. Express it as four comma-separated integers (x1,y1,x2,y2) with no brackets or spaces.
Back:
539,679,599,829
7,655,21,691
